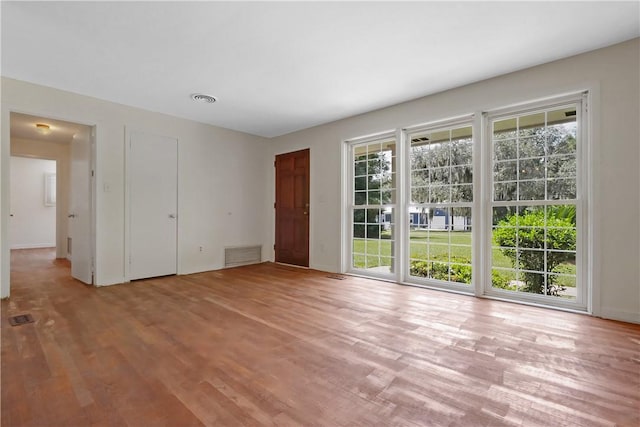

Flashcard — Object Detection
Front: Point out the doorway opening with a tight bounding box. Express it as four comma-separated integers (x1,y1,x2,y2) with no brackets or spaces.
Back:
8,112,95,292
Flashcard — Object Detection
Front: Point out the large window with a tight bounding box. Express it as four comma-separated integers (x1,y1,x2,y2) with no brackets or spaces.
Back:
344,93,587,312
350,136,396,276
407,123,473,287
488,99,584,308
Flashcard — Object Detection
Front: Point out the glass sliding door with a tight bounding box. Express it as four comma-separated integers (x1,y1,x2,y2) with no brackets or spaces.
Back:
349,136,397,277
488,99,585,309
407,122,473,289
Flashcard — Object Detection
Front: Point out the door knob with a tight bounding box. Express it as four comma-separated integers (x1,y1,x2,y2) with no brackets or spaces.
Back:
68,214,76,218
168,214,176,219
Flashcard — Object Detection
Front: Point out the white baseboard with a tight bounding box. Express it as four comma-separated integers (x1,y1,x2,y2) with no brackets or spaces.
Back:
599,307,640,324
11,243,55,250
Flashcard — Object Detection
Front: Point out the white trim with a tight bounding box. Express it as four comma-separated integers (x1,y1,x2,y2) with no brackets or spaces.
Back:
344,129,396,145
403,114,475,135
583,86,600,317
484,92,590,120
397,127,407,282
473,113,484,297
340,139,350,273
10,244,55,250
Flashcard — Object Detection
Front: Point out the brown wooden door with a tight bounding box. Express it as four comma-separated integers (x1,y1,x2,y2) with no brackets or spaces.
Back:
275,149,310,267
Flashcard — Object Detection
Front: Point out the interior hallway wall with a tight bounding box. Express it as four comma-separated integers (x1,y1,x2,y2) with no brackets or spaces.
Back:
9,156,57,249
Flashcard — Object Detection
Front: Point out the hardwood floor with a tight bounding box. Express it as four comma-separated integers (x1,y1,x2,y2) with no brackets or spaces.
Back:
2,248,639,426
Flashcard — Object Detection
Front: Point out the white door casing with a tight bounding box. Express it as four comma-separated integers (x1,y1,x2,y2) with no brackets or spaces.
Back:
129,131,178,280
69,127,93,284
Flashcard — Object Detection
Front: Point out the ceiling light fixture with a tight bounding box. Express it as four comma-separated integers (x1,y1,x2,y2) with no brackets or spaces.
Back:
35,123,51,135
191,93,217,104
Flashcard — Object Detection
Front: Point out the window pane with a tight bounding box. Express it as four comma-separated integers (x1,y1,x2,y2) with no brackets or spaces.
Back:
451,185,472,203
430,167,450,185
518,180,545,200
494,118,517,141
494,139,517,161
429,186,450,203
367,190,381,205
519,158,545,180
451,165,472,184
547,179,576,200
411,187,429,204
494,160,517,182
519,136,546,158
408,205,472,286
548,274,575,299
494,182,517,201
381,190,395,205
548,155,576,178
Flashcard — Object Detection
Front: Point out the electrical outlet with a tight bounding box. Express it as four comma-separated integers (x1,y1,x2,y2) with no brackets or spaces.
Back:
199,246,203,252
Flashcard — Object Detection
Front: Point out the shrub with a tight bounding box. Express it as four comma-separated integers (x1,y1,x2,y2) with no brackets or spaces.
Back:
494,208,576,294
410,257,472,284
491,270,516,291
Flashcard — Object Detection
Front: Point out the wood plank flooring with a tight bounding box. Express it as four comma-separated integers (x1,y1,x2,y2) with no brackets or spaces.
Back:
2,248,639,426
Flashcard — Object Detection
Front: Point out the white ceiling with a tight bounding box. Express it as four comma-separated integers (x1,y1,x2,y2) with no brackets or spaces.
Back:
2,1,639,138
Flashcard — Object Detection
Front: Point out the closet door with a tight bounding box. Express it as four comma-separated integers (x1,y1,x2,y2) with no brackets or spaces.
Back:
129,131,178,280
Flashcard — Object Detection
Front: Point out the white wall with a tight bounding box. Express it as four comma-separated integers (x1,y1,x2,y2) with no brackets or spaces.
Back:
266,38,640,324
9,156,56,249
1,78,269,295
11,137,71,258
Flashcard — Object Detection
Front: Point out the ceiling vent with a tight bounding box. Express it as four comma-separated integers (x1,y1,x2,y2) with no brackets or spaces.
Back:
191,93,217,104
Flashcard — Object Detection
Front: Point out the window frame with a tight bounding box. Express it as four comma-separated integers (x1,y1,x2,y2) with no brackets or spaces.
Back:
483,93,589,311
403,115,476,293
341,91,591,314
344,131,399,281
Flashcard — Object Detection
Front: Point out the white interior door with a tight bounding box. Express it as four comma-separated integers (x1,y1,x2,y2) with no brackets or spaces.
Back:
69,127,93,284
129,131,178,280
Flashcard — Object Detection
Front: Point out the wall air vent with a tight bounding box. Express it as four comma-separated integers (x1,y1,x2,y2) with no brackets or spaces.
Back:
191,93,217,104
224,245,262,268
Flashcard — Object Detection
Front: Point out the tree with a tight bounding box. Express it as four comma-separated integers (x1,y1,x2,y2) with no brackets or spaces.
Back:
354,150,393,238
493,122,577,212
410,136,472,228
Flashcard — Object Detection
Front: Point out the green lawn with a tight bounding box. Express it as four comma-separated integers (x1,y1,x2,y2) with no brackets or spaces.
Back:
352,230,576,286
354,230,505,266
